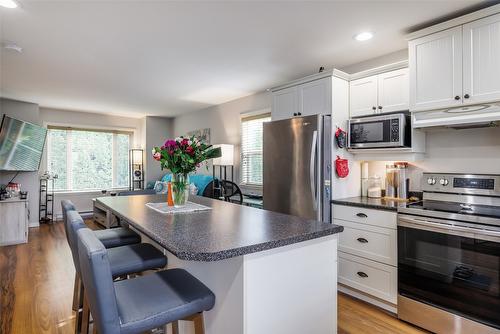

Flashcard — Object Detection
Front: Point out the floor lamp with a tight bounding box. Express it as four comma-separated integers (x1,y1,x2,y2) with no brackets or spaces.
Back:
212,144,234,198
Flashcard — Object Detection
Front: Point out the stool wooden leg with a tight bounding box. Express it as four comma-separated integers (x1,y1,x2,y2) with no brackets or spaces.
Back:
193,313,205,334
81,293,91,334
72,273,81,311
172,321,180,334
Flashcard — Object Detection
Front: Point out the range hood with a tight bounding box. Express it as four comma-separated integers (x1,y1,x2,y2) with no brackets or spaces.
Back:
412,103,500,129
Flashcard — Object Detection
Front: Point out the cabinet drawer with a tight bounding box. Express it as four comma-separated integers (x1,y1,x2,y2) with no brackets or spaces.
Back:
332,204,397,229
335,219,397,266
339,252,397,304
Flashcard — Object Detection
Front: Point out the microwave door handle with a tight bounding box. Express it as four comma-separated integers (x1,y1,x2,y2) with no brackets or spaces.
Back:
310,130,318,210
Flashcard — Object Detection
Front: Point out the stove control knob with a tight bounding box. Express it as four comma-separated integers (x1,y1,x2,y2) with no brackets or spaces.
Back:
440,178,449,186
427,178,436,185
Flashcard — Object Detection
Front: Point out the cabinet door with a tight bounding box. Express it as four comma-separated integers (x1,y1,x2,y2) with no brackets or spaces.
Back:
463,13,500,105
409,26,463,111
298,77,332,117
272,86,299,121
377,68,409,113
349,75,378,117
0,202,28,246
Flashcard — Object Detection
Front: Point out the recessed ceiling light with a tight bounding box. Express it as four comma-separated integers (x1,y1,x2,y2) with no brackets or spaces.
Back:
354,31,373,42
0,0,18,8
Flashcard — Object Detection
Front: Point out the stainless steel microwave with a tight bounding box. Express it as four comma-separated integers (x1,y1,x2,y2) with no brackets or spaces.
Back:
347,113,411,149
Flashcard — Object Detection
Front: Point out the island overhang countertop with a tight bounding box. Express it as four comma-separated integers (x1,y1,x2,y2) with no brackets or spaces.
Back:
96,194,343,261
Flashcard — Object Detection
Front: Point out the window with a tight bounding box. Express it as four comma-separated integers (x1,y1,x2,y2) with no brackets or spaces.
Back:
240,113,271,186
47,127,131,191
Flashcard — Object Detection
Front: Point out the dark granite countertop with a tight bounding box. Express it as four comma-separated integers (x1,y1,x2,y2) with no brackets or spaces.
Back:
97,195,343,262
331,196,409,212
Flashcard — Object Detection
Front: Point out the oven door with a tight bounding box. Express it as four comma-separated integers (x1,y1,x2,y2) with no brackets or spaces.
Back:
398,214,500,330
348,114,407,149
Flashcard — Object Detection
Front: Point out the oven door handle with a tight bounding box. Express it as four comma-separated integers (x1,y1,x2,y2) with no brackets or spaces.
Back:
398,214,500,242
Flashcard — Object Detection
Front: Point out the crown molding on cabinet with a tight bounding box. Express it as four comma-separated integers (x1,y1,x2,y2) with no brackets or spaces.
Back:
269,68,350,92
349,60,409,81
406,3,500,40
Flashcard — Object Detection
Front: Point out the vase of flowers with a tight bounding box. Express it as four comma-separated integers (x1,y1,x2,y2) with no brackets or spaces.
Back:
152,136,221,207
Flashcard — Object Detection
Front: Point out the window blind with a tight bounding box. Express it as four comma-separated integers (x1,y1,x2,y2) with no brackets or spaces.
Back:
240,113,271,186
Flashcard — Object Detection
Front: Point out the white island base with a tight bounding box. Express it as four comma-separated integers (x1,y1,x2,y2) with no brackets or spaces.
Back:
156,235,338,334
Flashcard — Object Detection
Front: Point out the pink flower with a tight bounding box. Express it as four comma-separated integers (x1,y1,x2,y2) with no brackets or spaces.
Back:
153,152,161,161
164,140,177,149
181,138,189,147
186,146,194,156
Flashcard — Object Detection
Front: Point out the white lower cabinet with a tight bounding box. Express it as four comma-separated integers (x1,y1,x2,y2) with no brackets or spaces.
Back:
333,203,398,310
336,219,397,266
339,252,397,304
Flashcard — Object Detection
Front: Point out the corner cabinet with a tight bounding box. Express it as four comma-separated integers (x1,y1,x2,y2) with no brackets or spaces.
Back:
409,12,500,111
0,199,29,246
349,68,409,118
271,70,347,121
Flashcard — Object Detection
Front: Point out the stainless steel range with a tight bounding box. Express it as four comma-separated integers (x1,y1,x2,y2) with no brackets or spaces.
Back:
397,173,500,334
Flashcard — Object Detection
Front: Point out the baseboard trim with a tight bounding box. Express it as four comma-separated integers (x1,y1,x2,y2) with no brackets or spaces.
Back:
339,284,397,314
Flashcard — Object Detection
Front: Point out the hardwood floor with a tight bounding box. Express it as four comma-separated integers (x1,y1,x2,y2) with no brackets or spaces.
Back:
0,221,427,334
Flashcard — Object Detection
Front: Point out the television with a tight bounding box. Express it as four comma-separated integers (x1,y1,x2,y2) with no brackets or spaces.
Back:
0,115,48,171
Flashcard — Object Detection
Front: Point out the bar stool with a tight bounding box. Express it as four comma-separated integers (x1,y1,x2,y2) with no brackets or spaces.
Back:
61,200,142,312
77,228,215,334
66,210,167,334
61,200,141,248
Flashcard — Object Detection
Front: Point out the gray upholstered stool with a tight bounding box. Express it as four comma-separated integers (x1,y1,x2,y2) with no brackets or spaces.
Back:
61,200,142,312
61,200,141,248
77,228,215,334
67,210,167,334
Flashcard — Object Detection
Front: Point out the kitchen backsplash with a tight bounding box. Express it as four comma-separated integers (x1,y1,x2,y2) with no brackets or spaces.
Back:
363,126,500,192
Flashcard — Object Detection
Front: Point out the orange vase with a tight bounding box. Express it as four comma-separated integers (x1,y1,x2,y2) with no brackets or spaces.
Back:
167,182,174,206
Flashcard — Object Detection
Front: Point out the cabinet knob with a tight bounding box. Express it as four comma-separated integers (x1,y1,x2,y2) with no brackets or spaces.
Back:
298,112,302,116
356,213,368,218
372,106,376,111
357,272,369,278
378,106,382,110
357,237,368,243
464,94,470,99
454,95,460,100
293,113,297,116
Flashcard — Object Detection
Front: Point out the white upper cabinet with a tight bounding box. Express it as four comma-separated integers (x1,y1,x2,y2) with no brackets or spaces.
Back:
349,75,378,117
463,13,500,105
299,77,332,117
272,75,335,121
349,68,409,118
377,68,409,113
272,86,299,121
409,26,463,111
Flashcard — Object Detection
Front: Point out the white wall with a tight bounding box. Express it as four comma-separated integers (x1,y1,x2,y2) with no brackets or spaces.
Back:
144,116,174,185
0,98,41,226
173,91,271,192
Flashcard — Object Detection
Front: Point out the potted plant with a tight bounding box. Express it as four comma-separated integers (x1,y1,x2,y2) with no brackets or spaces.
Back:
152,136,221,207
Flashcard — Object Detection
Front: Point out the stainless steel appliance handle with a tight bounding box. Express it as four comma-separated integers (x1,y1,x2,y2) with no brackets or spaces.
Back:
398,214,500,241
310,130,318,210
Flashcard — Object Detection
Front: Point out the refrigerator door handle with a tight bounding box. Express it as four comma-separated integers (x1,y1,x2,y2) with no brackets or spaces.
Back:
310,130,318,210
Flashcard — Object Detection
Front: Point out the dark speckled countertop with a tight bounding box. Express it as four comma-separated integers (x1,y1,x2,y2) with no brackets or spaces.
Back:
331,196,409,212
97,194,343,262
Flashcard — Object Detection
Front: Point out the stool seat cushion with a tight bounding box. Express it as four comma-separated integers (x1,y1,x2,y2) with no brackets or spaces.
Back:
107,243,167,277
94,228,141,248
115,268,216,334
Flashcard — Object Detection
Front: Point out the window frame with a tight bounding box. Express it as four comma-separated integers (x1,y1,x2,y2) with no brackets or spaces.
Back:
45,124,135,192
239,110,271,188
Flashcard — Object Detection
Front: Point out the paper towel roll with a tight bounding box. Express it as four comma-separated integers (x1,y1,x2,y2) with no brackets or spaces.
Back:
361,162,369,179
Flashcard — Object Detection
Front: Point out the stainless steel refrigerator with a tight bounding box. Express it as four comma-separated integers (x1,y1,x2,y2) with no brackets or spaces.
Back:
263,114,331,222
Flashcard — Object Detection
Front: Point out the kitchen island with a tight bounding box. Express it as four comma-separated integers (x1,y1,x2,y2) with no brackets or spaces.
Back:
96,194,343,334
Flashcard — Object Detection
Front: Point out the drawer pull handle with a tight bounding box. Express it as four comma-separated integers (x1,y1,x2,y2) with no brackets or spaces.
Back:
357,237,368,243
356,213,368,218
357,271,368,278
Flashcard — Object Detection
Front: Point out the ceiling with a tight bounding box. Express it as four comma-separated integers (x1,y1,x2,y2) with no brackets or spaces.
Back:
0,0,490,117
